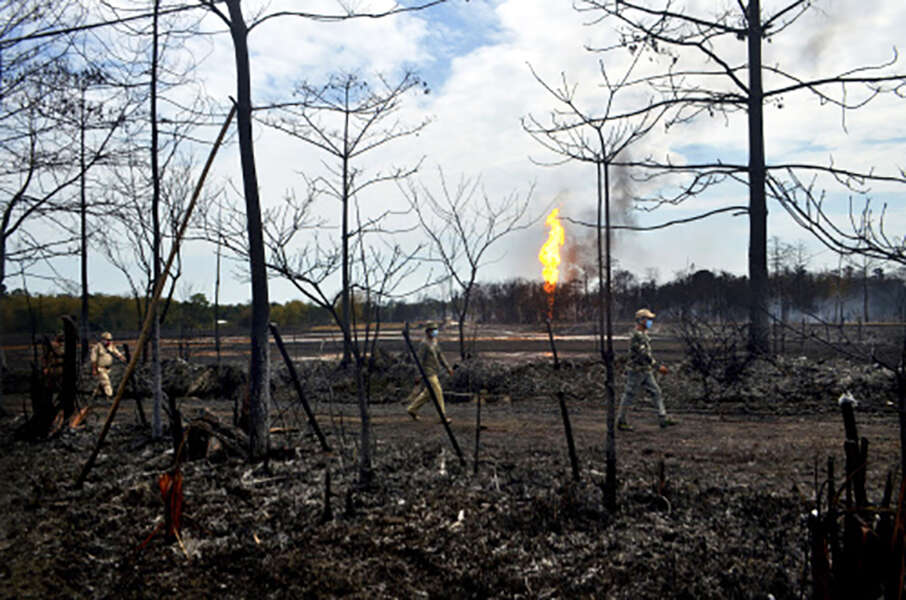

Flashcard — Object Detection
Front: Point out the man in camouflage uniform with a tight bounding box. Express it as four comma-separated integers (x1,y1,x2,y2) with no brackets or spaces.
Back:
617,308,675,430
90,331,126,401
406,322,454,423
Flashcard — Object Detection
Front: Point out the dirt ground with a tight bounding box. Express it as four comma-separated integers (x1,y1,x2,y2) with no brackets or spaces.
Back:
0,351,903,599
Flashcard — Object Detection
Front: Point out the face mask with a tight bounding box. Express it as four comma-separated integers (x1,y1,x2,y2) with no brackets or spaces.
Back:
429,329,438,338
645,319,653,330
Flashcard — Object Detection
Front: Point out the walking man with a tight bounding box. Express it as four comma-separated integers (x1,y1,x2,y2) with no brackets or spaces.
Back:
618,308,675,430
406,322,454,423
90,331,126,401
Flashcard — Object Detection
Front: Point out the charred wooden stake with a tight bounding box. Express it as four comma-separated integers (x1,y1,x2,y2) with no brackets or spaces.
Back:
898,331,906,482
808,509,833,600
545,318,559,368
545,319,580,481
402,323,465,467
61,316,78,418
826,457,841,574
474,388,482,475
269,322,329,452
322,470,332,523
840,396,869,508
121,344,148,429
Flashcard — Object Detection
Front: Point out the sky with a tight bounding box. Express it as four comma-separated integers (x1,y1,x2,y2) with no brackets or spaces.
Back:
31,0,906,305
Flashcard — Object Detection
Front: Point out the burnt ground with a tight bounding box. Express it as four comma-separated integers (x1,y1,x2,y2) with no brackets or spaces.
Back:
0,351,903,599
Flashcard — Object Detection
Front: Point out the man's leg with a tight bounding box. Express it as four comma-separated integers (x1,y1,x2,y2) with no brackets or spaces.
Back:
641,371,671,425
617,370,640,428
406,385,428,418
98,368,113,400
426,374,446,418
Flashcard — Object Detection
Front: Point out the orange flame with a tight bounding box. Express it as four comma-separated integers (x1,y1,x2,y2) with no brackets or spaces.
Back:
538,208,565,296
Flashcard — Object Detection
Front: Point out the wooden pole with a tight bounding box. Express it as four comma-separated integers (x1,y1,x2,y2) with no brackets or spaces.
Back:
121,343,148,428
402,323,465,466
473,388,482,475
545,319,580,481
268,322,329,451
840,396,868,508
61,316,78,418
76,106,236,488
545,318,559,369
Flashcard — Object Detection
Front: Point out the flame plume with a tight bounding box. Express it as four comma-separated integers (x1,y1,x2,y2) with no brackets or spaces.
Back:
538,208,565,299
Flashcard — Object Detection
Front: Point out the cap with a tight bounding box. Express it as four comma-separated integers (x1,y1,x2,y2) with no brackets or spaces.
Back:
100,331,113,341
634,308,656,320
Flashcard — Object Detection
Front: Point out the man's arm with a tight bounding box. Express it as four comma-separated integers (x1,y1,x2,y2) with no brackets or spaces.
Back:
437,346,452,374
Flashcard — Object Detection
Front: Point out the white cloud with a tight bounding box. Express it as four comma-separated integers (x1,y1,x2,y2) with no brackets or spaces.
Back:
39,0,906,304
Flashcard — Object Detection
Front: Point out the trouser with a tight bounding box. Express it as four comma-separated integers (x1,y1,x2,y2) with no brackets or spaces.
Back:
96,367,113,398
617,369,666,424
406,374,445,416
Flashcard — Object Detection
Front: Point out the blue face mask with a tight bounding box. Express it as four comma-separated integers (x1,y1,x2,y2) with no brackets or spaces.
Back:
645,319,654,330
429,329,438,338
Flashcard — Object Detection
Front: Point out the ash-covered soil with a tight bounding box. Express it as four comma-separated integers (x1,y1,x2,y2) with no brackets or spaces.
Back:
0,354,902,599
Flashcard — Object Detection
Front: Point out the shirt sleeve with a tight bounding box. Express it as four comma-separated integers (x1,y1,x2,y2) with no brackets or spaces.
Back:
437,345,451,371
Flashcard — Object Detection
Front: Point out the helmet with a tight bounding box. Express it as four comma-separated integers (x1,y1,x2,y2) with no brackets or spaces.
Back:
634,308,656,321
100,331,113,341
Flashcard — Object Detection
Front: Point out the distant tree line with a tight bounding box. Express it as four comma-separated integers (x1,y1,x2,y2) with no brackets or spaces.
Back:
475,265,906,325
0,291,336,339
4,265,903,339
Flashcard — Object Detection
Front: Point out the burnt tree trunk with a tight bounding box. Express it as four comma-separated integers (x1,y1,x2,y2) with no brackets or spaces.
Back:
79,86,90,364
598,151,618,512
340,135,352,366
151,0,163,441
897,328,906,481
746,0,770,355
226,0,270,462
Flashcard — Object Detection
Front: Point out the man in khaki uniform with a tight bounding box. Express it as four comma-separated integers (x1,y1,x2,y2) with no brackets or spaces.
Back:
90,331,126,400
406,322,454,423
617,308,675,430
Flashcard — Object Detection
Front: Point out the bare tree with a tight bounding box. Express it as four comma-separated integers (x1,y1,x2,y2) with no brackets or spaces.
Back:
198,0,449,462
0,1,85,296
347,200,424,485
262,70,430,365
93,0,208,447
523,54,667,510
776,182,905,268
101,154,189,328
575,0,906,354
210,184,425,485
0,1,132,415
238,67,428,480
769,186,906,478
401,168,534,359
